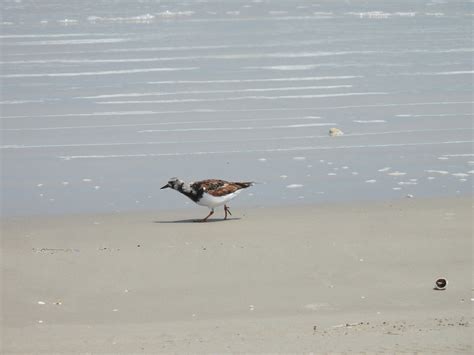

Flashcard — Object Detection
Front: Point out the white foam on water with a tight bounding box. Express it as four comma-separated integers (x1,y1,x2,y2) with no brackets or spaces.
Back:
425,170,450,175
0,99,46,105
1,67,198,78
8,38,130,46
388,171,407,176
1,116,323,132
395,70,474,76
5,50,375,62
286,184,303,189
353,120,386,123
293,157,306,161
4,128,472,150
57,140,473,160
138,122,336,133
378,167,391,172
148,75,363,84
395,113,472,118
5,101,468,120
98,92,387,104
365,179,377,183
441,154,474,157
398,181,418,185
0,33,120,39
77,85,353,99
451,173,469,177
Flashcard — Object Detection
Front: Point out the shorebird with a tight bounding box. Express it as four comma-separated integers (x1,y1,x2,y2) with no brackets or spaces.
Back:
161,177,254,222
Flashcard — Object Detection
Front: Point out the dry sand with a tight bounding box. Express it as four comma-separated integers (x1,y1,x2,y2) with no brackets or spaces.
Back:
1,197,472,353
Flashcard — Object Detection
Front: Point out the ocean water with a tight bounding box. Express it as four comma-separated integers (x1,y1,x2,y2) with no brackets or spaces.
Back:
1,0,472,216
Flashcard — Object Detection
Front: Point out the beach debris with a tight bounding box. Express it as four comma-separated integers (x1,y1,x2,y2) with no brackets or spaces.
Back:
406,194,414,198
38,320,44,324
33,247,79,254
329,127,344,136
388,171,407,176
434,278,447,290
249,305,255,311
37,301,46,305
112,308,119,312
332,322,361,328
54,301,62,305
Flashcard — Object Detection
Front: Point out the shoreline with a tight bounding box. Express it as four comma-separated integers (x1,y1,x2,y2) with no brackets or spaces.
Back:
1,196,472,353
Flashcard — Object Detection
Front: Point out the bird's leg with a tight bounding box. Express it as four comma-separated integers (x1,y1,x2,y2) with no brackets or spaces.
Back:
199,209,214,222
224,205,232,220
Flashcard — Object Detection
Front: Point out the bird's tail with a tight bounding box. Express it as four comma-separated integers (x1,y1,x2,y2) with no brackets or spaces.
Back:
234,181,255,189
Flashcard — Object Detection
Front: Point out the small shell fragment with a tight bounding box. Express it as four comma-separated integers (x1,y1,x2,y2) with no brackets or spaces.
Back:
329,127,344,136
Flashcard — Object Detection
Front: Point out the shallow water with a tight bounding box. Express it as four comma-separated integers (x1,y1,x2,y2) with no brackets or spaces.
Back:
1,0,472,216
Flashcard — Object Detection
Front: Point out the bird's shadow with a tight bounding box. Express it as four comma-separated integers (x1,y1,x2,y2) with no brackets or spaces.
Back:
155,217,241,224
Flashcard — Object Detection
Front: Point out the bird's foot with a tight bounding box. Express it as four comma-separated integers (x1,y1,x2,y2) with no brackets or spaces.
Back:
224,205,232,220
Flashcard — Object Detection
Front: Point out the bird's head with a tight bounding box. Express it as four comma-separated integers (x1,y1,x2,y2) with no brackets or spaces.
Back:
161,177,183,190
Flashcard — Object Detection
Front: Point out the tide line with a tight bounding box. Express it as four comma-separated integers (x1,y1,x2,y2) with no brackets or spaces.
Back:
2,101,471,120
0,67,198,78
1,116,322,132
138,122,335,133
77,85,353,100
98,92,387,104
3,128,471,150
147,75,363,84
58,140,473,160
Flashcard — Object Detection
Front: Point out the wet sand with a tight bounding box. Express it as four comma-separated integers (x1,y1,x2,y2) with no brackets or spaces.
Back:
1,196,472,353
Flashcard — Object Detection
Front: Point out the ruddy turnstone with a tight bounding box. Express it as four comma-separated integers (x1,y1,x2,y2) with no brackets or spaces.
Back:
161,178,254,222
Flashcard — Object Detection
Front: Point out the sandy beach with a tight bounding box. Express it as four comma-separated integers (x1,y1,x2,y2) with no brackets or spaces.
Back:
1,196,471,353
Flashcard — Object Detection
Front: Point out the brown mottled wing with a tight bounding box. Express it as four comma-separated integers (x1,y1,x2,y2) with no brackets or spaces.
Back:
192,179,253,197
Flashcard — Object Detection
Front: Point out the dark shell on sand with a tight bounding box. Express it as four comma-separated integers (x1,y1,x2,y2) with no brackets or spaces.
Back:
435,278,447,290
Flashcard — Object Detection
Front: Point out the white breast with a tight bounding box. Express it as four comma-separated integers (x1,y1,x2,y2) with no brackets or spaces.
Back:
196,190,242,209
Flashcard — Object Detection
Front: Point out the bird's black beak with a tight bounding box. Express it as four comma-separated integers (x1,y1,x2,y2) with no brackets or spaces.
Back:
160,184,170,189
